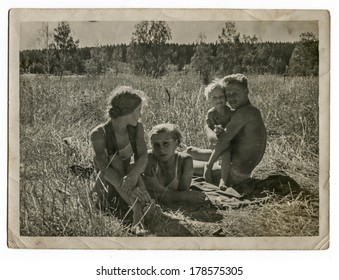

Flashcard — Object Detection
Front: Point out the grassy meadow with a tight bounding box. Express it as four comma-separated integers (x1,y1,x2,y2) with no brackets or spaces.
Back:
19,70,319,237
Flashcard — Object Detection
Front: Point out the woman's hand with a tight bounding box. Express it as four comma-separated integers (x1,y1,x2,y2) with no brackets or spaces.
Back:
121,175,138,195
203,164,213,183
214,124,224,136
143,166,165,192
131,186,152,204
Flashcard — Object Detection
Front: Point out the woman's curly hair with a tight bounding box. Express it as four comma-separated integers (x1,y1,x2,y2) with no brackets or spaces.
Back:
107,86,146,119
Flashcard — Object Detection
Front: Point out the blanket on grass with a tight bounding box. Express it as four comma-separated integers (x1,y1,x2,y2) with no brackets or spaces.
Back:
190,174,301,209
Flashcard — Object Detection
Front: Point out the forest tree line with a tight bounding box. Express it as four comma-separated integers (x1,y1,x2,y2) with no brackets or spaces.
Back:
19,21,319,82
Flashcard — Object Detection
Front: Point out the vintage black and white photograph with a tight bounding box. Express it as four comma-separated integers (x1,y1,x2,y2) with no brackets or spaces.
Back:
8,9,329,249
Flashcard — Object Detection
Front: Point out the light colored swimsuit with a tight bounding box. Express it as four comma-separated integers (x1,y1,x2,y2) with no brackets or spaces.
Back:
155,153,179,191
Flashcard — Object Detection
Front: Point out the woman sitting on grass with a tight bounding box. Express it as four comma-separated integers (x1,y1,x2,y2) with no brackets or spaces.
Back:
143,123,206,204
90,86,153,233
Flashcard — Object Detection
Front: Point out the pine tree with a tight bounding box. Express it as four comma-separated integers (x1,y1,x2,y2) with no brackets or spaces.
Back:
289,32,319,76
52,22,79,78
129,21,172,77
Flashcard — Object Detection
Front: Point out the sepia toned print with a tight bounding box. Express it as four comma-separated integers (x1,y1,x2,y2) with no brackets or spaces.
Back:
8,9,329,249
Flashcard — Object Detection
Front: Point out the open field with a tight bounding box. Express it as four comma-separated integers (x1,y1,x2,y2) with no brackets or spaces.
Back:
19,71,319,237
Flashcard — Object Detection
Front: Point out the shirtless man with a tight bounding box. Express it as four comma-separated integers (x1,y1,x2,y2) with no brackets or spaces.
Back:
189,74,267,187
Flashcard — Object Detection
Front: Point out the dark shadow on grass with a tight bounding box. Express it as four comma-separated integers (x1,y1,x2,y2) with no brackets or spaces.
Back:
145,205,194,236
160,201,224,223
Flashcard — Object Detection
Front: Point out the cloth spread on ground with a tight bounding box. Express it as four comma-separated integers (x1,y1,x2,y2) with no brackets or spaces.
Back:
190,174,301,209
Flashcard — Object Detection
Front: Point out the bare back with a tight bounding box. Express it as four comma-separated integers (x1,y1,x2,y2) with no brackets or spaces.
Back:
221,104,267,174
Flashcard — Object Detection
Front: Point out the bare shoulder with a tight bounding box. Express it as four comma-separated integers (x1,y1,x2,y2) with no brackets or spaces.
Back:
178,152,193,175
90,123,106,142
178,151,193,164
89,123,107,154
235,104,263,120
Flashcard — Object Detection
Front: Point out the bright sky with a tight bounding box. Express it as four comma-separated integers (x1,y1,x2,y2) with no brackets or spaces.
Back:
20,20,318,50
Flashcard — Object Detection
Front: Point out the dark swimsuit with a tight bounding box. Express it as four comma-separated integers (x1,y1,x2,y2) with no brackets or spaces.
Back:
91,120,139,217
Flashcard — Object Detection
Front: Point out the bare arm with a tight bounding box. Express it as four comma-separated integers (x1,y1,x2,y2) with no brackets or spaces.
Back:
205,111,218,145
90,128,123,188
119,122,150,199
206,108,250,169
204,125,218,147
174,156,206,203
126,123,148,180
177,155,193,191
91,125,151,204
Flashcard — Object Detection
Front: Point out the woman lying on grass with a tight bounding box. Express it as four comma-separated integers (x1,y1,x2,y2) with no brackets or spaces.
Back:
143,123,206,204
90,86,153,233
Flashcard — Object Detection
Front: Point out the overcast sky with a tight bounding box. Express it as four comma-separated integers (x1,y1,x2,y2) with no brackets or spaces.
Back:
20,20,318,50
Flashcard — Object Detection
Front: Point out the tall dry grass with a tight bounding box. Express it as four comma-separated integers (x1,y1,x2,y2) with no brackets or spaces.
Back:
19,71,319,237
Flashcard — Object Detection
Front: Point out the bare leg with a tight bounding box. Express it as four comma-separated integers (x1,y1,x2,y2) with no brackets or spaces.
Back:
219,149,231,190
108,162,150,228
192,160,221,185
185,146,212,162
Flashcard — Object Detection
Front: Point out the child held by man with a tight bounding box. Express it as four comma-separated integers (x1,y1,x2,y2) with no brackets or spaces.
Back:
187,74,267,192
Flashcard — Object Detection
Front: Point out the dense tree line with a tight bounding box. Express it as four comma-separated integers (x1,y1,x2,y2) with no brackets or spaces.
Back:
19,41,307,76
20,21,319,79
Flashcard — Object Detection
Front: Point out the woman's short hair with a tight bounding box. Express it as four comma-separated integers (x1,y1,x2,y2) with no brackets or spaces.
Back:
149,123,183,146
107,86,146,119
